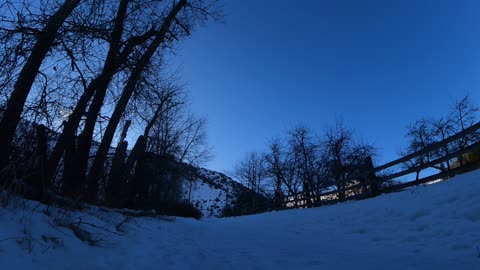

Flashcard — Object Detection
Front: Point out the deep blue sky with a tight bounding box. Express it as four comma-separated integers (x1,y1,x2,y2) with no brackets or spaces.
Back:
173,0,480,173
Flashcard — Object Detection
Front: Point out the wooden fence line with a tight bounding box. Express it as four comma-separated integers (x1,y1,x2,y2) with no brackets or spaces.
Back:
381,159,480,193
378,140,480,182
374,121,480,172
283,121,480,208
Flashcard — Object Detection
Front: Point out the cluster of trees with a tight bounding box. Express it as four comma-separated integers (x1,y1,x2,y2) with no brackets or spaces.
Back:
235,121,376,209
0,0,220,207
402,96,480,179
235,96,480,211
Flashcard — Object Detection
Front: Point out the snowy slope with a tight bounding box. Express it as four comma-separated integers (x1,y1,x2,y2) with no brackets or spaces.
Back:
182,177,229,217
1,170,480,269
181,168,245,217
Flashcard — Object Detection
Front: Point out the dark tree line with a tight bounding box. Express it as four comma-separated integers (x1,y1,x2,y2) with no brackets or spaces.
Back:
235,120,376,209
0,0,221,207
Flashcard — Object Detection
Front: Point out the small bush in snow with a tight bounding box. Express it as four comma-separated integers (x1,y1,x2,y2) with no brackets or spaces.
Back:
155,201,202,220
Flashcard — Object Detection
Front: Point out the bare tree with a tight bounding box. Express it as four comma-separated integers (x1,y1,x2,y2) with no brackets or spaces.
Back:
0,0,81,169
264,138,292,209
146,89,211,165
176,114,212,165
450,96,479,132
105,79,211,206
323,120,375,200
431,117,455,170
401,117,437,179
401,96,479,175
40,0,221,201
449,95,479,165
54,0,140,198
235,151,267,211
0,0,222,207
287,125,321,206
81,0,191,201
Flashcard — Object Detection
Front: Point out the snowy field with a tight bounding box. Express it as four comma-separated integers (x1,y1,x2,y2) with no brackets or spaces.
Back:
1,171,480,270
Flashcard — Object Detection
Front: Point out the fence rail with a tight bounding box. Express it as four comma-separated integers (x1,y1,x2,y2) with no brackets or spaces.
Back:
283,122,480,209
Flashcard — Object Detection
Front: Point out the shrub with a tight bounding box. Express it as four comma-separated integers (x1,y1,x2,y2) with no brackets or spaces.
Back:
155,201,202,220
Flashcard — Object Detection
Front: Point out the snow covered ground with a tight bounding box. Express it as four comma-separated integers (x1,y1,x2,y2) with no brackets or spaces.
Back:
1,170,480,269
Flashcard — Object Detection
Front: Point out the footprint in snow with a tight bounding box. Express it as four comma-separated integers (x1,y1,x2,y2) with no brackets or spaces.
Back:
409,209,431,221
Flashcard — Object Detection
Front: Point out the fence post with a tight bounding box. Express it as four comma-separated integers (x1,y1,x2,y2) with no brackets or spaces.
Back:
365,156,378,197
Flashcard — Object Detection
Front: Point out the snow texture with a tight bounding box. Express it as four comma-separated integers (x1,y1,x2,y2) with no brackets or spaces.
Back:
1,170,480,269
182,168,236,217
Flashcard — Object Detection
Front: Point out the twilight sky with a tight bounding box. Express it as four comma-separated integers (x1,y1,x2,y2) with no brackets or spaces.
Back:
173,0,480,173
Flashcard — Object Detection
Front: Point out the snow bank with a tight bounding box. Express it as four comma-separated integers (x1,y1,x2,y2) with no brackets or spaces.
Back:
1,170,480,269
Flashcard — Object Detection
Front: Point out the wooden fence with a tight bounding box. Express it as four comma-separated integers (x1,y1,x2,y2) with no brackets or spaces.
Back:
284,122,480,209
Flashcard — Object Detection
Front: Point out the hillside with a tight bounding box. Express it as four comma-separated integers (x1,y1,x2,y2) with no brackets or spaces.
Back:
181,167,251,217
178,165,272,217
1,170,480,269
132,156,271,217
12,122,268,218
8,119,266,218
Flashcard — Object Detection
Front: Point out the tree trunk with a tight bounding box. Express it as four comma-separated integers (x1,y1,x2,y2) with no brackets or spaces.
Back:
107,140,128,206
105,121,131,205
365,156,378,197
124,135,148,178
25,124,48,202
337,181,346,201
124,135,148,204
62,137,83,198
0,0,80,168
274,175,283,209
75,84,110,202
